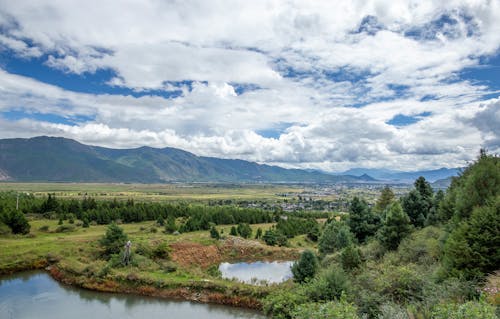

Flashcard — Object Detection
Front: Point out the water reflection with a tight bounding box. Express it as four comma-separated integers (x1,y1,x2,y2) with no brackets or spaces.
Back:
219,261,293,284
0,271,265,319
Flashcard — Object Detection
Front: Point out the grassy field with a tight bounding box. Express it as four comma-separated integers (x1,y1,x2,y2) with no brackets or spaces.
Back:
0,182,304,202
0,217,309,308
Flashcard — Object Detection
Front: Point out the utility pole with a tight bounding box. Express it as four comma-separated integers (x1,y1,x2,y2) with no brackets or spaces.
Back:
16,193,19,210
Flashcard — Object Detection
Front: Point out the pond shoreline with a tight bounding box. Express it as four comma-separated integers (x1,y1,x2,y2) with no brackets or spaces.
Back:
1,258,265,310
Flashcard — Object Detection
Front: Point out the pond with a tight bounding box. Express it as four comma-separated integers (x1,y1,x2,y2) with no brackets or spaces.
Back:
0,271,266,319
219,261,294,284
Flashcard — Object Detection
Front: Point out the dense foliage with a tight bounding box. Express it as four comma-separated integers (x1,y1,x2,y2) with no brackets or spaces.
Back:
264,151,499,318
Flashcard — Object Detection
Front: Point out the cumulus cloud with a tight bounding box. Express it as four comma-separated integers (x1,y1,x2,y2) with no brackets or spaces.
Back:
0,0,499,171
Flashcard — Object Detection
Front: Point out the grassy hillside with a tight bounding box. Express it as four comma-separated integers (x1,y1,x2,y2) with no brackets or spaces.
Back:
0,136,368,183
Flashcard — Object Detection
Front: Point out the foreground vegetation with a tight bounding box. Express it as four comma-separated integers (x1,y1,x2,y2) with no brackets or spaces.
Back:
0,151,498,318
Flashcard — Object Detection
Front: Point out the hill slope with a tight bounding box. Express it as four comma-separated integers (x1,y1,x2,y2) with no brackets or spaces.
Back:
0,136,370,183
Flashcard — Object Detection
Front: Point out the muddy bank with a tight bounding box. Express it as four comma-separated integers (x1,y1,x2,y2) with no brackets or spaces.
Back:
47,265,263,309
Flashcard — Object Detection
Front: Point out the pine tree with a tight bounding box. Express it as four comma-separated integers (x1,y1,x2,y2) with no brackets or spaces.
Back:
99,222,128,258
291,250,318,283
378,202,412,250
374,186,395,214
348,197,380,243
230,226,238,236
164,216,177,233
210,226,220,240
318,221,354,254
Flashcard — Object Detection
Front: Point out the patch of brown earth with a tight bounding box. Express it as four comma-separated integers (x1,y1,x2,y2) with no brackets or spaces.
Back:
170,237,299,269
170,242,222,268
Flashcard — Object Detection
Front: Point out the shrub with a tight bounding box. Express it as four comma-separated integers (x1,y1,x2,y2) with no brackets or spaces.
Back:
55,224,76,233
38,225,50,232
237,223,252,238
377,302,409,319
263,288,309,319
431,299,497,319
255,227,262,239
99,222,128,258
152,242,170,259
340,245,363,271
292,295,359,319
0,221,10,235
378,202,412,250
263,228,288,246
307,267,351,302
291,250,319,283
210,226,220,239
230,226,238,236
443,199,500,279
3,210,30,234
318,221,354,254
82,217,90,228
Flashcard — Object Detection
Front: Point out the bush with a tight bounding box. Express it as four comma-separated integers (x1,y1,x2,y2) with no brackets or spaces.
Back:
431,299,497,319
397,226,442,264
292,250,319,283
55,224,76,233
263,228,288,246
292,295,359,319
377,302,409,319
443,199,500,279
210,226,220,239
0,221,10,235
237,223,252,238
152,242,170,259
340,245,363,271
3,210,30,234
378,202,412,250
99,223,128,258
379,264,426,304
318,221,354,254
38,225,50,232
263,288,309,319
307,267,351,302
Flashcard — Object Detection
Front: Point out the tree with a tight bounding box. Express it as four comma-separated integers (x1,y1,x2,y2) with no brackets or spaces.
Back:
374,186,395,214
340,245,362,271
230,226,238,236
82,216,90,228
443,198,500,279
306,222,320,242
99,222,128,258
347,197,380,243
378,202,412,250
291,250,318,283
164,216,177,233
402,190,427,227
255,227,263,239
210,225,220,240
263,228,288,246
318,221,354,254
402,177,434,227
3,209,30,234
156,215,165,226
237,223,252,238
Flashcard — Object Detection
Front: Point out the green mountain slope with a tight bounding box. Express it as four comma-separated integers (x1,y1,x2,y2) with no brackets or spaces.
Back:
0,136,371,183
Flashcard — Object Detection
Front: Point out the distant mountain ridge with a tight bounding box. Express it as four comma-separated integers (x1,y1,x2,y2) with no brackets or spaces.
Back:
0,136,375,183
336,167,461,183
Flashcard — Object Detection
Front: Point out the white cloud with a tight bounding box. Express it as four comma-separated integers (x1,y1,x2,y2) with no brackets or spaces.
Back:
0,0,499,171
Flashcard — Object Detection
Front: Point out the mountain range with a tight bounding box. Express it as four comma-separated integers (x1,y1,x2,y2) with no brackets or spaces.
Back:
336,167,461,183
0,136,374,183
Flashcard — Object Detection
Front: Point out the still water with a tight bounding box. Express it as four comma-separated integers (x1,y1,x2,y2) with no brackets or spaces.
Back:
219,261,293,284
0,271,266,319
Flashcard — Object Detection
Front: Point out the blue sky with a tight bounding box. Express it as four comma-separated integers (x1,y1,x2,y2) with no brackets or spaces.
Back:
0,1,499,171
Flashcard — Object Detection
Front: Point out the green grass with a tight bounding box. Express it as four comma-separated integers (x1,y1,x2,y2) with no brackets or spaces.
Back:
0,182,304,202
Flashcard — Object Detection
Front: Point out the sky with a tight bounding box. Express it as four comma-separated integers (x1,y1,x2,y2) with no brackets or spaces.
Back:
0,0,499,172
